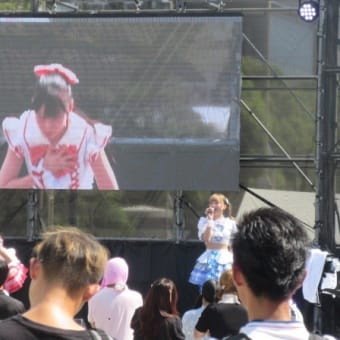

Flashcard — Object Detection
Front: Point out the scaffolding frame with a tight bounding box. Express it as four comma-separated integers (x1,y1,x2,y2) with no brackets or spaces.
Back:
7,0,335,257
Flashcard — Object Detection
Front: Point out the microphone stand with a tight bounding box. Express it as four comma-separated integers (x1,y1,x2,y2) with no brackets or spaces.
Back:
174,190,201,243
178,195,201,219
174,190,184,243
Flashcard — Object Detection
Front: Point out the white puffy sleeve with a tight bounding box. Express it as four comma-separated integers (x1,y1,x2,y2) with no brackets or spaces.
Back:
2,115,25,158
86,122,112,163
221,217,237,244
197,217,210,240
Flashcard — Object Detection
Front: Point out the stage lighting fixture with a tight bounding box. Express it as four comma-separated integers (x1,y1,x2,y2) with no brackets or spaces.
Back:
298,0,320,22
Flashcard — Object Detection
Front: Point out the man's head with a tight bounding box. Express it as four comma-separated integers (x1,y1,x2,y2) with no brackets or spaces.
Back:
0,259,9,287
29,227,108,304
232,207,308,303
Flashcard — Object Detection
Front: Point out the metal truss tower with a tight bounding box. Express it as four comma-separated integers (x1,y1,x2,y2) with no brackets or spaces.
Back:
315,0,339,254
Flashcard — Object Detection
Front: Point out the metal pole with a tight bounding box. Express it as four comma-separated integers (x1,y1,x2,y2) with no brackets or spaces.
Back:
47,190,55,227
174,189,184,242
314,0,326,249
26,190,39,241
316,0,338,252
32,0,39,13
314,0,339,334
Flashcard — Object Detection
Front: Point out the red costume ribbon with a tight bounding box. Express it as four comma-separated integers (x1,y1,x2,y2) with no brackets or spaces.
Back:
34,64,79,85
29,144,78,178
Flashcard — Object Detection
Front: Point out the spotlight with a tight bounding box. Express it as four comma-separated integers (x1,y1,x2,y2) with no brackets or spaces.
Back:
298,0,320,22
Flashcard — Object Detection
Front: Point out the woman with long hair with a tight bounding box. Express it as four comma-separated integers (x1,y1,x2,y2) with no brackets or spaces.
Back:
131,278,185,340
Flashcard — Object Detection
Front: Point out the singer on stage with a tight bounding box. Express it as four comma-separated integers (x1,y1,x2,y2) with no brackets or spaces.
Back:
189,193,237,289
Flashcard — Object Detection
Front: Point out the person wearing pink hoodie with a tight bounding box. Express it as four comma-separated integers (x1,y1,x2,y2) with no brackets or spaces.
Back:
88,257,143,340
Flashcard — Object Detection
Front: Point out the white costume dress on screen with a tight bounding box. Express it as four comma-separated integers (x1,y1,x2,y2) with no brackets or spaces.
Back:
2,110,112,189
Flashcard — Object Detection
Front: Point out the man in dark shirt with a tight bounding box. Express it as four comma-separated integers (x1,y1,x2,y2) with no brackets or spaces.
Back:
195,301,248,339
0,259,25,319
0,227,113,340
194,270,247,339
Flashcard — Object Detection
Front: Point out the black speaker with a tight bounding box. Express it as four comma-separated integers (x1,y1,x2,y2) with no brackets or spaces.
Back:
320,289,340,338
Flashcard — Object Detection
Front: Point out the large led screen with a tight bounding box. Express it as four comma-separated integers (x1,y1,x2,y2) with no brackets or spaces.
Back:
0,14,242,190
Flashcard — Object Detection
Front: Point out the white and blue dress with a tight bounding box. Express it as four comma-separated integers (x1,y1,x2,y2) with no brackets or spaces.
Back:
2,110,112,189
189,216,237,288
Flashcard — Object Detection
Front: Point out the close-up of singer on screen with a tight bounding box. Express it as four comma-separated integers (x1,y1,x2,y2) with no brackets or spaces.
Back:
0,63,119,190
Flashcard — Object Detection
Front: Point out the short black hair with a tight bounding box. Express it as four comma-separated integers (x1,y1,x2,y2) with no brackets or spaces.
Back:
0,259,9,287
202,279,217,304
232,207,309,301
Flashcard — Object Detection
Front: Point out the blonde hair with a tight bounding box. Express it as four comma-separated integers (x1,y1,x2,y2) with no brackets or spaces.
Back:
216,269,237,299
33,226,108,296
209,193,232,217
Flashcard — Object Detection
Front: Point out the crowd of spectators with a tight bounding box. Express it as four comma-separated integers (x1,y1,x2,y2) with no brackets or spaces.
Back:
0,206,337,339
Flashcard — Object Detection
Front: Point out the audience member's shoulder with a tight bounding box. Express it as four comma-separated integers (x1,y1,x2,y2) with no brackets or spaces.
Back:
7,295,26,314
120,287,142,300
163,313,181,322
182,307,201,319
205,301,238,312
129,288,143,297
10,295,25,307
200,302,217,314
0,315,23,335
0,314,21,324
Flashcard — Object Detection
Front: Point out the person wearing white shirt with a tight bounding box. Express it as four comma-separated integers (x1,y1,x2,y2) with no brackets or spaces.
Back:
182,279,217,340
88,257,143,340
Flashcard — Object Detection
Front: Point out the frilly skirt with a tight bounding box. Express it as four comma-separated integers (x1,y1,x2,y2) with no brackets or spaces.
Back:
189,249,233,287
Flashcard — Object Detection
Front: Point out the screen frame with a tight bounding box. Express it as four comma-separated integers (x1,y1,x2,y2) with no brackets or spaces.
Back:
0,11,242,191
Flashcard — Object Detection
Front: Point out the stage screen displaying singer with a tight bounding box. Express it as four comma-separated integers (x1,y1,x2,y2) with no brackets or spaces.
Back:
0,15,242,191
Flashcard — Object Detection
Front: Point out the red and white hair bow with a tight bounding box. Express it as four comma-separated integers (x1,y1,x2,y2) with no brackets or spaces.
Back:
34,63,79,85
